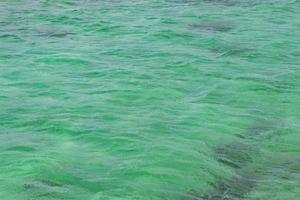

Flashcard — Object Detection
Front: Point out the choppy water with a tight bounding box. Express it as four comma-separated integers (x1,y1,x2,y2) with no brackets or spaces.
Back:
1,0,300,199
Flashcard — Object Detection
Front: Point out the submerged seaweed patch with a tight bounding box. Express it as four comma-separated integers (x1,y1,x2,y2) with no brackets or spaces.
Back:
202,173,257,200
215,141,256,169
182,172,257,200
183,120,273,199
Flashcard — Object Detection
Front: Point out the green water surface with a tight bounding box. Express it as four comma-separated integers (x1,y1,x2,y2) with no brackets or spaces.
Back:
1,0,300,199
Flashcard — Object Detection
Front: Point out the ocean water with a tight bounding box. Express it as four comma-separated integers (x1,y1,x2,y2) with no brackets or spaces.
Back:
1,0,300,199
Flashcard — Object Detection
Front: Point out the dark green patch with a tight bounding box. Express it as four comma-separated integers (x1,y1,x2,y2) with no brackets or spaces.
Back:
0,34,24,42
5,146,36,152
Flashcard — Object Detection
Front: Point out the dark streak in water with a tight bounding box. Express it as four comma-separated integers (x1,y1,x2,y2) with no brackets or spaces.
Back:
39,179,64,187
211,44,255,57
169,0,257,6
24,179,63,191
190,21,235,32
38,31,75,38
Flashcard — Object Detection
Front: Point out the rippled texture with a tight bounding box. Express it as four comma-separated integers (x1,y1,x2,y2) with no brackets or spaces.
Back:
1,0,300,199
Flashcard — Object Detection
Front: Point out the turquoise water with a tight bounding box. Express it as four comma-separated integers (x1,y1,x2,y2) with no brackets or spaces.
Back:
1,0,300,199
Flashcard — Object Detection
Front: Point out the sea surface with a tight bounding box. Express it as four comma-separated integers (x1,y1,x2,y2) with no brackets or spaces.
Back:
1,0,300,199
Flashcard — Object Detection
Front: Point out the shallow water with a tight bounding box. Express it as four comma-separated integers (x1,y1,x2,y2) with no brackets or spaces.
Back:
1,0,300,199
